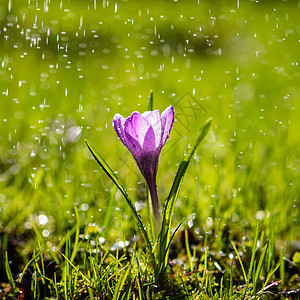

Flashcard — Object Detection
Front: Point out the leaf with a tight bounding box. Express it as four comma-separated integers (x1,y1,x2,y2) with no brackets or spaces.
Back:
85,140,155,266
147,90,154,111
157,219,184,281
165,117,212,224
159,117,212,270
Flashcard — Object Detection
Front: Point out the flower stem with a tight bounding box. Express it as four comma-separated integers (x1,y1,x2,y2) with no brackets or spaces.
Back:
148,180,161,246
148,181,160,219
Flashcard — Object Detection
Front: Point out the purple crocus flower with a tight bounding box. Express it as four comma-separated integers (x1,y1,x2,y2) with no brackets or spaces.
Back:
113,106,174,218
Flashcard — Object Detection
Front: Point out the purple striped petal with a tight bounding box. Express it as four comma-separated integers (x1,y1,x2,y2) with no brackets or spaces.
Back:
113,113,128,147
124,112,156,152
160,106,174,150
142,110,161,148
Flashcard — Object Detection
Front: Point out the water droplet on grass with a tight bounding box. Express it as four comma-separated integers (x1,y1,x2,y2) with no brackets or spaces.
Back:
81,203,89,211
38,214,48,225
42,230,50,237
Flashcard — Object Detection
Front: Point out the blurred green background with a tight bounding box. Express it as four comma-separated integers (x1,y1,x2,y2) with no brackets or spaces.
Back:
0,0,299,249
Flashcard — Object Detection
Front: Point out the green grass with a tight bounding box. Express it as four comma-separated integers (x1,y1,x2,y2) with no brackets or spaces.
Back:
0,0,299,298
2,215,285,299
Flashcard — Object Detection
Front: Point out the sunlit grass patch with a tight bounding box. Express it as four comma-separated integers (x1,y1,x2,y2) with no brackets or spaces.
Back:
1,0,300,298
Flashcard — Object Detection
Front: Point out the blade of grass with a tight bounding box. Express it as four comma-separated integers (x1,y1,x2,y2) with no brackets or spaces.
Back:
205,248,209,289
185,229,194,273
63,262,68,300
32,250,39,299
61,253,91,284
70,207,80,263
135,251,146,300
267,216,275,273
56,222,78,253
231,241,247,284
19,252,40,283
200,244,208,290
252,244,268,295
258,263,280,296
137,274,145,300
220,276,224,298
112,263,130,300
229,260,233,299
53,273,58,298
35,243,45,285
39,244,45,282
30,217,60,264
126,280,134,300
5,252,15,296
279,249,285,286
147,90,153,111
85,139,155,266
242,222,259,299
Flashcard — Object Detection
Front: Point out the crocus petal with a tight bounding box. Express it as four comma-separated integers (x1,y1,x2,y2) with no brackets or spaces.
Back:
113,113,127,147
124,112,151,147
160,106,174,149
123,128,157,182
142,126,157,154
123,131,143,164
142,110,161,148
124,112,156,158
